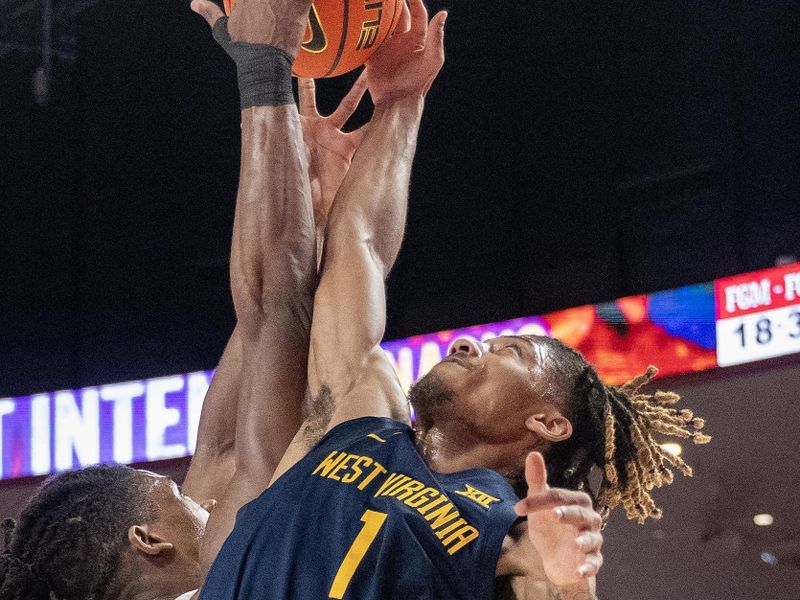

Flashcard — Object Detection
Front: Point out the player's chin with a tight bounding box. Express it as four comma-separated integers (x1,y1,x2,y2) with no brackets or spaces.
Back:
408,367,458,411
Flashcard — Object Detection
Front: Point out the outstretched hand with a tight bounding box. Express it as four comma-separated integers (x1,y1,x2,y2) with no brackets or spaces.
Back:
298,74,370,228
515,452,604,587
365,0,447,105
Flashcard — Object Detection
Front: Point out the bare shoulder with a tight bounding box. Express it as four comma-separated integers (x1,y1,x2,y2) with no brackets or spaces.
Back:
269,355,408,485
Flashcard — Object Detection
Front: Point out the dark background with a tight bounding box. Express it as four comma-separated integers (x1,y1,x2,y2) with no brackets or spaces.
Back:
2,0,799,397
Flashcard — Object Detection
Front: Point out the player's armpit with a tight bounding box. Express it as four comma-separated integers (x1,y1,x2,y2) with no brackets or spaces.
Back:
323,351,409,429
270,352,407,484
307,216,411,420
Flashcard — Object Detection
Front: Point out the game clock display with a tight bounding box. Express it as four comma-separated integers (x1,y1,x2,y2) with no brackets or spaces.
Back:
715,264,800,367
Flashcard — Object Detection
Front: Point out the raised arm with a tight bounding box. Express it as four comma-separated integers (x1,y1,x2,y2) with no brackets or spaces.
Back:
186,0,319,573
183,58,372,507
305,91,425,421
275,3,447,471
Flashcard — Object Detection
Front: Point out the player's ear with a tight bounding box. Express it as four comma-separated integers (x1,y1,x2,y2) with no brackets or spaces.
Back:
525,412,573,443
128,524,174,556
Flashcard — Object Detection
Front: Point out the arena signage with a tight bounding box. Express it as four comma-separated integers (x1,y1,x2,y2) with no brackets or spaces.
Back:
1,263,798,481
715,263,800,366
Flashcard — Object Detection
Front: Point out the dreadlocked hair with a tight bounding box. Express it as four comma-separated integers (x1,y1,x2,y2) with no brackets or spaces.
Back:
0,465,157,600
523,336,710,524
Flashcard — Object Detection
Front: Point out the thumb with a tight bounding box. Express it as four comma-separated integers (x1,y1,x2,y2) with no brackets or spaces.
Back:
191,0,225,27
525,451,548,494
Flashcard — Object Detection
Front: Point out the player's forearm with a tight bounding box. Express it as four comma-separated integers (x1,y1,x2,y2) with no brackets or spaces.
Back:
324,95,424,274
227,104,316,464
230,105,317,323
186,109,316,495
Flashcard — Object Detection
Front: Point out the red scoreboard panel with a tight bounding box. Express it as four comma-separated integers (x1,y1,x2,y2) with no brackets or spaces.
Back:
715,264,800,367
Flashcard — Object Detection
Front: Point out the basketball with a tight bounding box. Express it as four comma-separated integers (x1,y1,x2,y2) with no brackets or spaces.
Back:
223,0,404,78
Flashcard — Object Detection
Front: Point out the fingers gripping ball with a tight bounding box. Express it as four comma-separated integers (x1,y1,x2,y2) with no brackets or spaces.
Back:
224,0,404,78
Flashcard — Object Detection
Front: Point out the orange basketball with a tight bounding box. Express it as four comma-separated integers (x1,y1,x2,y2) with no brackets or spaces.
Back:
223,0,404,78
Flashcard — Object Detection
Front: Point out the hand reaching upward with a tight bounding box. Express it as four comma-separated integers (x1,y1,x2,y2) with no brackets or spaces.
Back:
515,452,604,587
298,74,369,231
191,0,310,52
365,0,447,105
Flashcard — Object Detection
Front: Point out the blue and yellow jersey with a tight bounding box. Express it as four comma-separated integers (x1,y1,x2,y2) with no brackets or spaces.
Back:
200,417,519,599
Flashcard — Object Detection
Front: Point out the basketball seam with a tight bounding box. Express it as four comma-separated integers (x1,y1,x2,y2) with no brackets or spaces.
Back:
324,0,350,77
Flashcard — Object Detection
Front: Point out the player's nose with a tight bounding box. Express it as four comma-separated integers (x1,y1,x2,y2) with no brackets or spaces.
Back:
449,337,485,357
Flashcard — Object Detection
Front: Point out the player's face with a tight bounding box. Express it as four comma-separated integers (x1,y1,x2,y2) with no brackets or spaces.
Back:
137,471,212,562
411,335,559,444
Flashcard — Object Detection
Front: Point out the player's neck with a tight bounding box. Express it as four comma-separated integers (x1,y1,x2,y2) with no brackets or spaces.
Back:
114,577,180,600
413,423,523,477
116,579,192,600
113,554,200,600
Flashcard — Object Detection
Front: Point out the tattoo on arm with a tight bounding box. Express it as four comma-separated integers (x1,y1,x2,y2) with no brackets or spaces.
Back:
547,584,597,600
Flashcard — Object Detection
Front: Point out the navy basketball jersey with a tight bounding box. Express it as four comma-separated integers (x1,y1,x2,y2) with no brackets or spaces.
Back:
200,417,519,600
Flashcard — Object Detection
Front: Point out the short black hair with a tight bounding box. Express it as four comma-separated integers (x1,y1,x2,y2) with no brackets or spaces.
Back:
0,465,157,600
523,335,710,523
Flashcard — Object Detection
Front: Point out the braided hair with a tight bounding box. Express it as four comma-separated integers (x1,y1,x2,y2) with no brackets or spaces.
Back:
0,465,157,600
524,336,710,524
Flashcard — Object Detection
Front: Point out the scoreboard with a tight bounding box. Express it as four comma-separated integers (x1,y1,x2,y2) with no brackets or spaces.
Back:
715,264,800,367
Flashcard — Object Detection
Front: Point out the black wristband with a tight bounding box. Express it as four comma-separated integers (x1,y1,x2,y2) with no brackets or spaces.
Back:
212,17,294,109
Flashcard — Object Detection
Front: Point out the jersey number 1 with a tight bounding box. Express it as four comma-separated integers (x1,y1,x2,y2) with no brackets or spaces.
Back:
328,510,388,599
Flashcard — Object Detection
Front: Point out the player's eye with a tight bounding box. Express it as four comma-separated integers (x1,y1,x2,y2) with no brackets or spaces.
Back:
504,344,523,357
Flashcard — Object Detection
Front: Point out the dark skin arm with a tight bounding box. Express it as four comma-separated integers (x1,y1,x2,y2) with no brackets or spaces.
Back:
181,44,372,509
181,327,241,508
188,0,317,576
182,26,373,510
